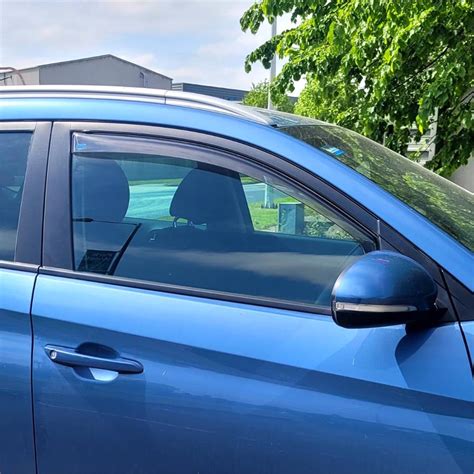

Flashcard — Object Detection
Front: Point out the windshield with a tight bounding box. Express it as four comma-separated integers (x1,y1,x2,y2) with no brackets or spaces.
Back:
282,124,474,252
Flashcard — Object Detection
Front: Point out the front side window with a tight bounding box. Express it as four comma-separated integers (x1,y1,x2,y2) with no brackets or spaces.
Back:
242,177,353,240
0,132,32,261
71,133,374,308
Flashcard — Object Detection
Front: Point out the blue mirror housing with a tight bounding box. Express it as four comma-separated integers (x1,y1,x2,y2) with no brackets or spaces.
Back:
331,251,439,328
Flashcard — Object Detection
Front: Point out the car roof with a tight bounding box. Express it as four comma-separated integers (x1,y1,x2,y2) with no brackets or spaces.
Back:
0,85,327,128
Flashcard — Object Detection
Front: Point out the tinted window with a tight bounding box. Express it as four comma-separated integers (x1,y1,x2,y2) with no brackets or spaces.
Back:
71,133,374,308
0,132,32,261
242,176,354,240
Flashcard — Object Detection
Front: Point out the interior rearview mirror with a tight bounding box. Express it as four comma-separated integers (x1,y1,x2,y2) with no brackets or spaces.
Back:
331,251,440,329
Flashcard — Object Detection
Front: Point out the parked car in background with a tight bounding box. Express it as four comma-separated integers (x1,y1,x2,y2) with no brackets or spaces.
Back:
1,86,473,474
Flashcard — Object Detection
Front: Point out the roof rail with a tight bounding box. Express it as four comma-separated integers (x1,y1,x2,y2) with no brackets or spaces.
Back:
0,85,270,125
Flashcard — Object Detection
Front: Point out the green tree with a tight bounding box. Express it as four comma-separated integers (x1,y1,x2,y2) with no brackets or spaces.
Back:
241,0,474,176
243,79,295,112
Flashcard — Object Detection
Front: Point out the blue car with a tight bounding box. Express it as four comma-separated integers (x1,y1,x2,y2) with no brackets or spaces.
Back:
1,86,473,474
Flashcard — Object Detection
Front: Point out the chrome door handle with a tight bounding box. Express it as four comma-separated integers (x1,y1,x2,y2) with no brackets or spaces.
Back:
45,345,143,374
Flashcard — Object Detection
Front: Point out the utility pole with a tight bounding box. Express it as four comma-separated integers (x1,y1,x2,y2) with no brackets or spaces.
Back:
264,18,277,208
267,18,277,110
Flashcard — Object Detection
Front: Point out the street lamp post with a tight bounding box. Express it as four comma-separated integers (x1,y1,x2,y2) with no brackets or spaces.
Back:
267,18,277,111
264,18,277,209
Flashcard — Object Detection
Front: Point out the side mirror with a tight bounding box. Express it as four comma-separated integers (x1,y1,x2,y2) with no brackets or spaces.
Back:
331,251,439,329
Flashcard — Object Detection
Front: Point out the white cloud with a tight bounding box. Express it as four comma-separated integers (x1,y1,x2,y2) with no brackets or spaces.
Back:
0,0,305,93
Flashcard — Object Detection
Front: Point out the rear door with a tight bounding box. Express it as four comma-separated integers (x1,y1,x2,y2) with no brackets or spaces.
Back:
33,122,473,474
0,122,49,474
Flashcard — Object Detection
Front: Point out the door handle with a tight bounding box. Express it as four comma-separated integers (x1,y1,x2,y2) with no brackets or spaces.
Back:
45,345,143,374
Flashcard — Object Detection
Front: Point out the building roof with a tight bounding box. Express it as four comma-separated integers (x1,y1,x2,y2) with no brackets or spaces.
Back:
172,82,248,99
15,54,173,81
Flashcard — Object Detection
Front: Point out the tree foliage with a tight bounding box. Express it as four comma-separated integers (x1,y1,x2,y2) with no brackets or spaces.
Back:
242,79,294,112
241,0,474,176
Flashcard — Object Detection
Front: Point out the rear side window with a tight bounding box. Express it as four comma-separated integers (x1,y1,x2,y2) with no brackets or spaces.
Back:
0,132,32,261
71,133,374,308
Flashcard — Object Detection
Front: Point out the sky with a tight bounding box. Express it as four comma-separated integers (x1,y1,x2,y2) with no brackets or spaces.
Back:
0,0,303,93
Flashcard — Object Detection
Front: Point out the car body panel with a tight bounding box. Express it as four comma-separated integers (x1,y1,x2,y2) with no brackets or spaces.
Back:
32,275,473,474
1,96,473,289
1,91,473,473
459,321,474,371
0,268,36,474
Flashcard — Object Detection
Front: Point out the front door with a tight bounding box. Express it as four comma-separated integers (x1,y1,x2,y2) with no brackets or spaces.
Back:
32,125,474,474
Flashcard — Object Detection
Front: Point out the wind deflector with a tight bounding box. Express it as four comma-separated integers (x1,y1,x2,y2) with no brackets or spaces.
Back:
73,133,173,156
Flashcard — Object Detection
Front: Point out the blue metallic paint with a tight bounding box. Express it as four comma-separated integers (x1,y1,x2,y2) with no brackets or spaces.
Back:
1,96,473,290
2,94,473,473
459,321,474,371
0,269,36,473
332,251,439,328
32,276,473,474
333,251,438,308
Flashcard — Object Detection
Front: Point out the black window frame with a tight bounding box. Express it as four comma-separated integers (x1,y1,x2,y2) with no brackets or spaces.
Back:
41,121,380,315
41,121,460,323
0,121,51,270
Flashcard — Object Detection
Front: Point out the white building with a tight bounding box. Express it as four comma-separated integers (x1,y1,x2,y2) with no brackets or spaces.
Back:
450,159,474,192
0,54,172,89
407,110,473,193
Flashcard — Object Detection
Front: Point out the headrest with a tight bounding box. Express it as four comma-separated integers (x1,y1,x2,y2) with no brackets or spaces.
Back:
170,165,244,227
72,157,130,223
